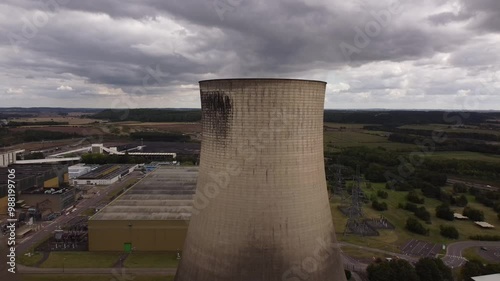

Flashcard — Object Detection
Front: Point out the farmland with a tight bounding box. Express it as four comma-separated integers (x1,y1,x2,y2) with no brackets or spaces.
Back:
10,116,102,125
399,124,500,136
324,130,416,152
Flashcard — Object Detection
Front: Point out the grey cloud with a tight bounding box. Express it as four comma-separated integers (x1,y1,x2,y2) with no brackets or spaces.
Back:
0,0,499,109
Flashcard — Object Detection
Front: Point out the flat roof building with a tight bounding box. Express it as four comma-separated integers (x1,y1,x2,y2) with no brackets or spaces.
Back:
454,213,469,220
88,166,197,252
73,164,137,186
472,274,500,281
475,221,495,229
68,164,96,179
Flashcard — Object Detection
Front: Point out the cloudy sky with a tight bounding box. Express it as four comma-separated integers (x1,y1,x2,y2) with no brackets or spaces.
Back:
1,0,500,109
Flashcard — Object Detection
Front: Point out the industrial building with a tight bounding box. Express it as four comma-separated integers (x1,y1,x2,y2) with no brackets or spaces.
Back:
88,166,196,252
19,185,76,214
0,164,69,214
73,164,137,185
472,274,500,281
0,149,24,167
68,164,96,179
176,79,346,281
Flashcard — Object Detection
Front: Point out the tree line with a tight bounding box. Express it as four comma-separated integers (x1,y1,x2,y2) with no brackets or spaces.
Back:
90,109,500,125
367,257,500,281
91,109,201,122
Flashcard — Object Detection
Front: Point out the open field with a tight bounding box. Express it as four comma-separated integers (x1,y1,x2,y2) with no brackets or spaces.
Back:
399,124,500,136
10,117,102,125
324,130,416,152
423,151,500,163
20,275,174,281
10,126,104,136
40,252,121,268
324,123,372,129
120,122,201,133
124,252,180,268
0,138,92,152
332,183,500,251
341,246,391,262
18,252,44,267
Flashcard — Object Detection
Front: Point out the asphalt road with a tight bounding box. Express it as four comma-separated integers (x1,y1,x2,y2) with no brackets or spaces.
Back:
443,240,500,268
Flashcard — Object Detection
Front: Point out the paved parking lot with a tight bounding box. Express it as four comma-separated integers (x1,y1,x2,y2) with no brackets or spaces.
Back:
401,239,442,257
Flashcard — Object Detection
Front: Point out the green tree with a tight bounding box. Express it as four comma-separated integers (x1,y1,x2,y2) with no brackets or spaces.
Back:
453,182,468,193
415,257,453,281
435,204,454,221
366,163,387,182
440,225,459,239
461,260,487,281
367,259,419,281
372,200,388,211
421,182,441,199
407,190,425,204
414,206,431,222
406,217,429,235
377,190,389,199
454,195,468,207
463,206,484,221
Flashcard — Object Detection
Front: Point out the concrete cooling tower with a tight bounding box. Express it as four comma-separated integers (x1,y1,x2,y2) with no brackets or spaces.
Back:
175,78,346,281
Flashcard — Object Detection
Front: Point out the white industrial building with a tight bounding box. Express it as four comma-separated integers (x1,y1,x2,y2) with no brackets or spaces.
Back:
68,164,94,179
73,164,137,186
0,149,24,167
472,274,500,281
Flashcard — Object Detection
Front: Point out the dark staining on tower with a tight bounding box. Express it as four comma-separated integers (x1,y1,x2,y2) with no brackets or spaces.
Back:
201,91,233,144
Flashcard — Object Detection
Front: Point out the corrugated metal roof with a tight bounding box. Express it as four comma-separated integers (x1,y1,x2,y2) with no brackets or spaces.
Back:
91,166,197,221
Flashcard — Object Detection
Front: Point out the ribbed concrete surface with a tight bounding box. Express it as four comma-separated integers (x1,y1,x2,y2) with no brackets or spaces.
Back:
175,79,346,281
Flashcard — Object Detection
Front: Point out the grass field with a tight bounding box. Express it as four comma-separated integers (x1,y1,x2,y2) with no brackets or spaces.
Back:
462,247,490,264
399,124,500,136
10,126,104,136
332,183,500,251
324,131,416,152
341,246,391,261
40,252,121,268
20,275,174,281
18,252,44,267
124,252,180,268
11,117,101,125
423,151,500,163
324,123,372,129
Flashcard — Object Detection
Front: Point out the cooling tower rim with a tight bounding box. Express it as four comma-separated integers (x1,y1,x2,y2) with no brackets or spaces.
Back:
199,78,326,84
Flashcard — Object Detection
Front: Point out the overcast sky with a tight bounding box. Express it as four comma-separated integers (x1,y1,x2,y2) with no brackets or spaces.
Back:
1,0,500,110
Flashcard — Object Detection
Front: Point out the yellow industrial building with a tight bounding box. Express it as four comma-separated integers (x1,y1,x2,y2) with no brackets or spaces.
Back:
88,166,196,252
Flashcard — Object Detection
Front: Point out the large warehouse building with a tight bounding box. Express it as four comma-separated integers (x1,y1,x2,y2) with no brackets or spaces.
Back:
88,166,196,252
